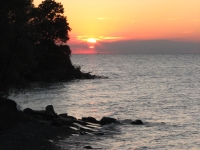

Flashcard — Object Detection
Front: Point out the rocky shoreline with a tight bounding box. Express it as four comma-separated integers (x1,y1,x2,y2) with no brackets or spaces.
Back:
0,98,143,150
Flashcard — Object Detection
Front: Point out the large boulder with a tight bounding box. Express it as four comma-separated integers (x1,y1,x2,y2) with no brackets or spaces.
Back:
0,98,20,130
0,98,17,111
23,108,34,115
100,117,117,125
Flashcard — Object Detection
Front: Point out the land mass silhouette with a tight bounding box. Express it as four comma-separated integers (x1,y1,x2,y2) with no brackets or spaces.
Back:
0,0,98,97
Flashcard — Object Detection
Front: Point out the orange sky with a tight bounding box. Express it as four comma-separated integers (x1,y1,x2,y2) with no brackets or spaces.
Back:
34,0,200,54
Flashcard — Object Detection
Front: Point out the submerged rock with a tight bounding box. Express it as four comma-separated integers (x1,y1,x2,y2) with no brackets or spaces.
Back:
131,119,144,125
100,117,117,125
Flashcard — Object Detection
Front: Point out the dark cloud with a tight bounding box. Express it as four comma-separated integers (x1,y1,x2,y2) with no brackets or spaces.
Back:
96,40,200,54
69,40,200,54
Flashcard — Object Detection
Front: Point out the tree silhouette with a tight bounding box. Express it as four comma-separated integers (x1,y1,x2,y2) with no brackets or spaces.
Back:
0,0,93,97
0,0,34,97
30,0,71,45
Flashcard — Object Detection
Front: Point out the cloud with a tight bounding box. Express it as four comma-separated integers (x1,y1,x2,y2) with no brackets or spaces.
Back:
76,35,125,42
76,36,90,41
69,39,200,54
95,40,200,54
98,36,124,40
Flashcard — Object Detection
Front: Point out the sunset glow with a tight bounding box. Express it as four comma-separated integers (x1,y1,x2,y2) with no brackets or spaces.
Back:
34,0,200,54
87,38,97,43
89,46,95,49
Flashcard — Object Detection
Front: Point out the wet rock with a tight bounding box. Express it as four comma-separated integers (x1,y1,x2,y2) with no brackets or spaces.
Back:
82,117,99,123
131,119,144,125
100,117,117,125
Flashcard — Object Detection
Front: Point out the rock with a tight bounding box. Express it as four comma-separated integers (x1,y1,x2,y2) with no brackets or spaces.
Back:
84,146,93,149
0,98,20,130
131,119,144,125
23,108,46,116
23,108,34,115
83,145,102,149
0,98,17,110
58,113,68,118
65,115,77,120
45,105,58,119
57,117,74,125
45,105,56,115
82,117,99,123
51,119,63,126
100,117,117,125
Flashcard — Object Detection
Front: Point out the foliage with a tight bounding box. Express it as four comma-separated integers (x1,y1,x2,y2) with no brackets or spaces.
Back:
29,0,71,45
0,0,82,97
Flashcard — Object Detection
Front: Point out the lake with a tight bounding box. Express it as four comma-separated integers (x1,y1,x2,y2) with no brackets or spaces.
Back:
10,54,200,150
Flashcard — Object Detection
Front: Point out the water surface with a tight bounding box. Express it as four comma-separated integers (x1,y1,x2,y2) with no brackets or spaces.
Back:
10,54,200,150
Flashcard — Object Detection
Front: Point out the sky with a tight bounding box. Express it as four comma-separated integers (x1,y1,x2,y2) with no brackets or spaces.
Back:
34,0,200,54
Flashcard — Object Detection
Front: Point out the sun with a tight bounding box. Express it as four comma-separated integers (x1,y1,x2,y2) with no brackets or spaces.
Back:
87,38,97,43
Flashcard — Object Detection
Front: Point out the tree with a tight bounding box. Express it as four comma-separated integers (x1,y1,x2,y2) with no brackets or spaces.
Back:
30,0,71,45
0,0,34,97
0,0,33,47
0,0,91,97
